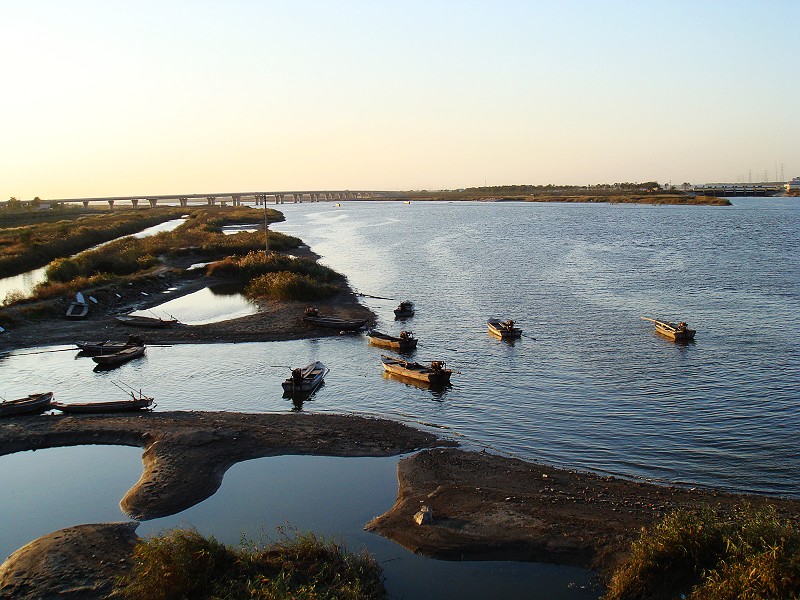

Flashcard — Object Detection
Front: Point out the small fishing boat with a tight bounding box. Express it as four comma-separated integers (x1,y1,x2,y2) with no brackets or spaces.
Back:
0,392,54,417
66,292,90,319
641,317,696,342
380,355,452,385
76,335,145,355
282,361,328,397
394,300,415,319
367,329,418,351
91,345,146,367
487,319,522,339
52,393,155,414
302,308,367,331
115,314,179,328
66,301,89,319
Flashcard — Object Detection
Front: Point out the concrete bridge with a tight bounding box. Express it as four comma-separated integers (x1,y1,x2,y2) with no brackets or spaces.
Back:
691,184,784,197
4,190,389,209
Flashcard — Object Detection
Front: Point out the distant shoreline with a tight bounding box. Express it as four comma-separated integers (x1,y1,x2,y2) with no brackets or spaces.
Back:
391,193,732,206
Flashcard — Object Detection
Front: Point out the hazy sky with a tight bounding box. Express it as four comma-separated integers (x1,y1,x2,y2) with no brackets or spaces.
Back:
2,1,798,199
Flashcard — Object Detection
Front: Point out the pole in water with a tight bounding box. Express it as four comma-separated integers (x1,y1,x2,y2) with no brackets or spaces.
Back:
264,207,269,253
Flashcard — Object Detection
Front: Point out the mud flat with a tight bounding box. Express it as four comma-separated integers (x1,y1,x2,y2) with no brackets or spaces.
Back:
2,412,799,598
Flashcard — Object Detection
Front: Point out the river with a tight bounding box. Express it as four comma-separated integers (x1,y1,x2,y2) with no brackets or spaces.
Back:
0,198,797,598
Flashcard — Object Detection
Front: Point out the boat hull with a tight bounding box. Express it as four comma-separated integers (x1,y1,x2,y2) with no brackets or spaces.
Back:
115,315,178,328
655,325,696,342
91,345,146,366
66,302,89,319
487,320,522,339
367,331,417,351
52,397,154,414
303,316,366,331
0,392,54,417
380,357,451,385
282,361,328,396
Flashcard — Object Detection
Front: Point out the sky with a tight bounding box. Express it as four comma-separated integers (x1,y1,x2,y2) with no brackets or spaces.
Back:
1,1,798,199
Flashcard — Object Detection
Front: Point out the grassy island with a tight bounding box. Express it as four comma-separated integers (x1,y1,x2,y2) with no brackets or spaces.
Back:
0,206,353,313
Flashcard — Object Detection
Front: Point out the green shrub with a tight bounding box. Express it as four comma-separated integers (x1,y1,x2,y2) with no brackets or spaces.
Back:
246,271,339,301
603,505,800,600
118,528,386,600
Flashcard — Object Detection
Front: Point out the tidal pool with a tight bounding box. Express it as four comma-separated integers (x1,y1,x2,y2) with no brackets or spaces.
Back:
0,447,599,599
129,284,257,325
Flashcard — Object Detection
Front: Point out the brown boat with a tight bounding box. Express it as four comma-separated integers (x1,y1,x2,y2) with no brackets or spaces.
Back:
115,314,178,328
380,355,452,385
91,345,146,367
302,307,366,331
642,317,696,342
367,330,418,351
52,393,155,414
0,392,54,417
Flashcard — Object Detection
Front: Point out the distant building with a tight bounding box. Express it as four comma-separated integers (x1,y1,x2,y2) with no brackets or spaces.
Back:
786,177,800,192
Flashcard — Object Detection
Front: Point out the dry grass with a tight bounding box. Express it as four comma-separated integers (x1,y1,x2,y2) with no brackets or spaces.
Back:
602,504,800,600
118,528,386,600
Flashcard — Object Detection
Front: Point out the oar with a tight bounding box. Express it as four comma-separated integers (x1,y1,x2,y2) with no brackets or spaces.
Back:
11,347,78,356
640,317,657,323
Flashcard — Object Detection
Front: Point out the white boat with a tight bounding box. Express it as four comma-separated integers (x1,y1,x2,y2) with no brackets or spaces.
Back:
282,361,328,397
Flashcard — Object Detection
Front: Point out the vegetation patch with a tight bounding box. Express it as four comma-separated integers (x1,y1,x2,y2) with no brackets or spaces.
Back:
6,207,302,305
0,208,187,278
118,528,386,600
207,251,346,301
602,504,800,600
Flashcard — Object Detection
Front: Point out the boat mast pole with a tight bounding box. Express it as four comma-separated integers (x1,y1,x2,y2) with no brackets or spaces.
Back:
264,206,269,254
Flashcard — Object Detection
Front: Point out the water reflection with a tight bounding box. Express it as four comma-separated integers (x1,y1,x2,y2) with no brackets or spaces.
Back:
133,284,257,325
381,371,451,400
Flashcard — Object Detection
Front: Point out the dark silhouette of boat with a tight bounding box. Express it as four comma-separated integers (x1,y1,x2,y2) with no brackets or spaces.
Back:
0,392,54,417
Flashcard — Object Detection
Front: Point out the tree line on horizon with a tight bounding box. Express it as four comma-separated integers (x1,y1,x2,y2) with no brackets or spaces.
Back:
460,182,662,194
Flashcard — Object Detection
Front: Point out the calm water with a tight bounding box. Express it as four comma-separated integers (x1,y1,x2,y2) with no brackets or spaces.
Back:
2,199,798,496
1,198,796,598
0,449,597,599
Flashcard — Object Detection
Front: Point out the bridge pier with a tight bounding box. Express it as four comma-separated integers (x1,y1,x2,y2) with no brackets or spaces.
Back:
131,199,139,208
207,196,216,206
178,198,188,207
232,195,241,206
83,201,90,208
107,200,115,209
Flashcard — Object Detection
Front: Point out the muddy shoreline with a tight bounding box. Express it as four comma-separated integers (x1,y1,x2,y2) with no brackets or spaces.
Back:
2,411,798,599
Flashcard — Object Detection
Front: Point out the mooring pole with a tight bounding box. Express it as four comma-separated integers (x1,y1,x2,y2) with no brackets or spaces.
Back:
264,206,269,255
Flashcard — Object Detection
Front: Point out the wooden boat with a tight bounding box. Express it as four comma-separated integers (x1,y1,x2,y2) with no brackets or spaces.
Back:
66,301,89,319
76,335,145,355
488,319,522,339
91,344,146,367
115,314,179,328
367,329,418,351
52,393,155,414
302,308,366,331
0,392,54,417
380,355,452,385
393,301,415,319
282,361,328,397
642,317,696,342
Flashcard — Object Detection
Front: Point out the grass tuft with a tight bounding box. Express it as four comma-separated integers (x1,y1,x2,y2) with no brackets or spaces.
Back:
603,504,800,600
118,528,386,600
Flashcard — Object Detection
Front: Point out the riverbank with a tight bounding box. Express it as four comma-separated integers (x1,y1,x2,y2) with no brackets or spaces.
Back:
2,412,799,599
0,244,375,352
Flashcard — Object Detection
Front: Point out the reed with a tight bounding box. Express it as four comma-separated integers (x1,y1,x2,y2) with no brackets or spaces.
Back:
602,504,800,600
245,271,340,301
118,528,386,600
